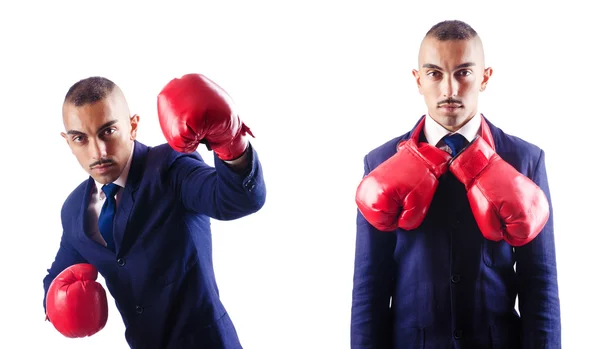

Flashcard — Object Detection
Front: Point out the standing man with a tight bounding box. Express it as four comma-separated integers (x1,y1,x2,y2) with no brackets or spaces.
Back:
351,20,560,348
43,73,266,348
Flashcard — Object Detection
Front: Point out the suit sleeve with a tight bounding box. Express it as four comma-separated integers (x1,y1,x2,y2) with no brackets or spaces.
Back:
168,143,266,220
350,155,397,349
42,232,88,315
515,149,561,348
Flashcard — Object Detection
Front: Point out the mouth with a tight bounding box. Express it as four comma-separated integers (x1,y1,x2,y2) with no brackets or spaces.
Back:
438,103,463,108
438,103,463,113
91,163,114,173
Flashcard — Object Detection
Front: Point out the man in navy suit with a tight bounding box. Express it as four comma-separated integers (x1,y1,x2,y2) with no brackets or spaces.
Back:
351,20,561,348
42,74,266,348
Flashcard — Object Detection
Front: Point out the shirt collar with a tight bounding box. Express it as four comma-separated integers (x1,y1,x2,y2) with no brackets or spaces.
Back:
94,142,135,194
423,112,482,146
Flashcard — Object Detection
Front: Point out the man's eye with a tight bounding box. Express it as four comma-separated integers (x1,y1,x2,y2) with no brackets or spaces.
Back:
104,128,116,135
427,71,441,77
73,136,83,142
457,70,472,77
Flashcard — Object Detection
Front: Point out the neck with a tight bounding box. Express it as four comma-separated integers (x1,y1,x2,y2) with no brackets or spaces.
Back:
432,112,477,132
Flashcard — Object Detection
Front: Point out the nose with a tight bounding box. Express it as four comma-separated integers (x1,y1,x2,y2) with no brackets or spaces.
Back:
90,138,108,160
441,75,459,98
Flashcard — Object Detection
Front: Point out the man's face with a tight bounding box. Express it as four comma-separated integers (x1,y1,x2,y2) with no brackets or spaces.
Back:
412,36,493,131
61,90,139,184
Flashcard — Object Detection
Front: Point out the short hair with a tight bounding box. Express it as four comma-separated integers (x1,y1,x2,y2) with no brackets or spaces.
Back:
425,20,478,41
64,76,116,106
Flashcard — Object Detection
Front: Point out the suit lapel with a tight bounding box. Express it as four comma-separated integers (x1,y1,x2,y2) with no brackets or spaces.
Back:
409,115,426,139
75,178,118,255
113,141,147,254
481,114,501,150
77,178,95,242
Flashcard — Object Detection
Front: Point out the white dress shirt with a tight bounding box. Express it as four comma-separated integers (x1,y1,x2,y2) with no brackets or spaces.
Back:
423,112,482,153
86,145,135,246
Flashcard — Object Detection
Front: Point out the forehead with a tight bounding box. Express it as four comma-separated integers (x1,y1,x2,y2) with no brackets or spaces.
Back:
419,37,484,68
62,93,125,132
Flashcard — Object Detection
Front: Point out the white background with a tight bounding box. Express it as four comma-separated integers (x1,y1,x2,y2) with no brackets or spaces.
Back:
1,1,598,348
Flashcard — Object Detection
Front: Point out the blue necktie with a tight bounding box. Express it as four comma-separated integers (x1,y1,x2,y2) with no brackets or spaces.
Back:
99,183,120,252
442,133,468,157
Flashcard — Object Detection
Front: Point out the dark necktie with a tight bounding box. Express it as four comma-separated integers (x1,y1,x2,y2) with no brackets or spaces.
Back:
99,183,120,252
442,133,468,157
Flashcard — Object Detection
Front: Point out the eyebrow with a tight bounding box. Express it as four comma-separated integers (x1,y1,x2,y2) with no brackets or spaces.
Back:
422,62,476,70
66,119,119,136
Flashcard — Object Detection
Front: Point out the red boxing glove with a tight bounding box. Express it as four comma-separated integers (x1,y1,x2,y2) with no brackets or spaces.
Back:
449,136,550,246
45,263,108,338
356,138,451,231
157,73,253,160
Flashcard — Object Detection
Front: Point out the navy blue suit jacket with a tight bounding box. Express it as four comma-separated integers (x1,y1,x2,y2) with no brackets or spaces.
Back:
350,116,561,349
43,140,266,348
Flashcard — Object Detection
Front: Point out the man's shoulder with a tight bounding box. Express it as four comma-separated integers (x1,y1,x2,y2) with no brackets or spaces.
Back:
139,142,208,183
491,123,543,155
61,178,90,214
146,142,204,165
363,131,412,170
481,117,547,177
486,118,544,162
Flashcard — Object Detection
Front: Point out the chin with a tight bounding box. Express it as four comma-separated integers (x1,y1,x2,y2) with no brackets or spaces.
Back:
432,112,458,122
89,172,119,185
430,113,466,131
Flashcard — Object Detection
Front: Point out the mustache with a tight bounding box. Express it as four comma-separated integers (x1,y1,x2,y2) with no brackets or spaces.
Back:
437,98,463,106
89,158,114,169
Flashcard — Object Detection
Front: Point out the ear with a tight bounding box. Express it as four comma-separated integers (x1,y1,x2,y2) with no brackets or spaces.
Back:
412,69,423,95
60,132,75,154
480,67,493,92
129,114,140,140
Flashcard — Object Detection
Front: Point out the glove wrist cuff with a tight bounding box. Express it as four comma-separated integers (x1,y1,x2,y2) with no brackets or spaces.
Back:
213,123,254,161
403,140,451,177
450,137,494,185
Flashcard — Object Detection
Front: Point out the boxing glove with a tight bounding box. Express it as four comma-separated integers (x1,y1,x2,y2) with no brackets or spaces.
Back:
45,263,108,338
449,136,550,246
157,73,253,160
356,138,452,231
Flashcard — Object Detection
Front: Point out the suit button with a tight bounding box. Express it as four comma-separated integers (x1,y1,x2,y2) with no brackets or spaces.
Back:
453,329,463,339
245,180,256,192
117,258,126,267
135,305,144,314
451,274,461,283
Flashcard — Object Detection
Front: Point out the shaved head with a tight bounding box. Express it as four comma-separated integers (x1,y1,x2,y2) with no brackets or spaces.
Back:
425,20,478,41
65,76,116,106
417,34,486,71
62,85,132,127
63,77,132,124
418,20,486,71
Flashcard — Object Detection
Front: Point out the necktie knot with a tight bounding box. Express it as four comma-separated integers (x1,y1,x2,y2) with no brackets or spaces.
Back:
102,183,120,198
442,133,468,157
